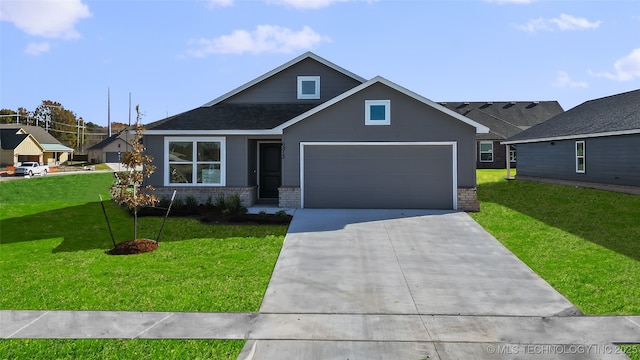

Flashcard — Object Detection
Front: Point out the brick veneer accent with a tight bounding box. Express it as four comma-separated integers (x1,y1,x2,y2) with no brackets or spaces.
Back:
457,187,480,212
278,187,301,208
153,186,257,207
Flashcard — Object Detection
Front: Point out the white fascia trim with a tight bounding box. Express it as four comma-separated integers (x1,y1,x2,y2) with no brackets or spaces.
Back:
201,52,366,107
143,129,283,136
276,76,490,134
502,128,640,145
299,141,458,210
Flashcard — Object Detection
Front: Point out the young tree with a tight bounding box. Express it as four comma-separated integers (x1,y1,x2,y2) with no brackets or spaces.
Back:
109,106,158,241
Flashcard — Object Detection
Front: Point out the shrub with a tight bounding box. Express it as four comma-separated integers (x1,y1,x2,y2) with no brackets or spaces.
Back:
215,194,247,217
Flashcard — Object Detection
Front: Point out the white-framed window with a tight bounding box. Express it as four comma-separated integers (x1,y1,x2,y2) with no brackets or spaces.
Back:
297,76,320,99
165,137,226,186
576,140,585,173
365,100,391,125
509,145,517,162
479,141,493,162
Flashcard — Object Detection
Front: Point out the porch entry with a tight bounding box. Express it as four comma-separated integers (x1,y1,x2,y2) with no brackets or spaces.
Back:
258,142,282,199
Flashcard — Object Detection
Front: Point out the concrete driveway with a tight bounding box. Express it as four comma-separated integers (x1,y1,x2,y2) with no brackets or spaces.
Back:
240,209,637,359
259,209,578,316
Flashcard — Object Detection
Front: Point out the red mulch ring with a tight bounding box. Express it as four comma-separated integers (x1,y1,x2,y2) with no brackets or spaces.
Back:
106,239,158,255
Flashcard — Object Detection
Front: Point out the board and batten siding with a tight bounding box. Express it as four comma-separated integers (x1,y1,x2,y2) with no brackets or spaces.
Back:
516,134,640,187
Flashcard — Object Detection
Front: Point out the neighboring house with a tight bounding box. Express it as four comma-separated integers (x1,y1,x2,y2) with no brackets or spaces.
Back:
143,52,489,211
439,101,564,169
87,130,133,163
504,89,640,193
0,125,73,166
0,129,43,166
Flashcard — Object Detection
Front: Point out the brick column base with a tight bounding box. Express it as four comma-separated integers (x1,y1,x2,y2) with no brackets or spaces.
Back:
278,187,301,208
457,187,480,212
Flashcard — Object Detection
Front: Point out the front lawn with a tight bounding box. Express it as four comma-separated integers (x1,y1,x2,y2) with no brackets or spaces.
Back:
471,170,640,360
0,173,287,358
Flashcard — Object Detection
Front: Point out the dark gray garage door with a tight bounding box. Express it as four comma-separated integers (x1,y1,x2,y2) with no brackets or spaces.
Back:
302,144,455,209
105,152,120,163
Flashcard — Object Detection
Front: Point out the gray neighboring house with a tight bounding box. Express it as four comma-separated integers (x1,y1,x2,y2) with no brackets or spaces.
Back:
504,89,640,193
439,101,564,169
143,52,489,211
87,130,132,163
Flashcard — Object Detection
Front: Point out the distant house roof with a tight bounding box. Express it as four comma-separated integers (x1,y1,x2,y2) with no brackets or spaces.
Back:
88,130,132,150
505,89,640,144
145,103,319,133
0,129,42,150
0,124,73,151
439,101,564,140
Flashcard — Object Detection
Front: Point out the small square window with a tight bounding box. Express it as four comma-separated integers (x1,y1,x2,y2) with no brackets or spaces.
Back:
297,76,320,99
365,100,391,125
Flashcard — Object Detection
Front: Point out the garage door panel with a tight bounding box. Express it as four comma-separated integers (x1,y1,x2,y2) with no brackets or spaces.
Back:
303,145,454,209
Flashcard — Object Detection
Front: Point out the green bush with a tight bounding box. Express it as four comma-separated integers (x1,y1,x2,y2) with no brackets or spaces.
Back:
215,194,247,217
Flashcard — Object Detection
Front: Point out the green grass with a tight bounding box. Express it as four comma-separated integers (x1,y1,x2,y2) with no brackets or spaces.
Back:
0,339,244,360
0,172,286,357
471,170,640,359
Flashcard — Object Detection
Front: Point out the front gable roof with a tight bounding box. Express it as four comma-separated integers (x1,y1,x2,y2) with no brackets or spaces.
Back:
0,124,73,152
0,129,43,151
201,52,367,107
505,89,640,144
88,130,133,150
275,76,490,134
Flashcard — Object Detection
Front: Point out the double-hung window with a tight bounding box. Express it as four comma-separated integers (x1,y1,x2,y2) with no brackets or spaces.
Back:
479,141,493,162
165,137,225,186
576,140,585,173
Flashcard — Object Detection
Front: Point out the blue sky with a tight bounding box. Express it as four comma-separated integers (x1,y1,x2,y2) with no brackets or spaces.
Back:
1,0,639,126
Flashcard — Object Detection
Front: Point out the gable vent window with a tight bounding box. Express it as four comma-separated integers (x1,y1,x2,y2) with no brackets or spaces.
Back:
365,100,391,125
297,76,320,99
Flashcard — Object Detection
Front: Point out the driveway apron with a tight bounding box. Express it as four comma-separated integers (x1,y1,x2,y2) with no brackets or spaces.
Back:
259,209,578,316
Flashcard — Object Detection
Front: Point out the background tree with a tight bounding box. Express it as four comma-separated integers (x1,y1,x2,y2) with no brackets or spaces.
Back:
32,100,78,148
109,106,158,241
0,109,18,124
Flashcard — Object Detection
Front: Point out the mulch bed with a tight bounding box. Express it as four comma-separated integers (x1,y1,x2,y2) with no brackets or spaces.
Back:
106,239,158,255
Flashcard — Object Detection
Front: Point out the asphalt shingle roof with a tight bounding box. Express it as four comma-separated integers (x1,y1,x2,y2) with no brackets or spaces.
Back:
439,101,564,140
508,89,640,142
88,131,131,150
0,129,30,150
146,103,319,131
0,125,61,145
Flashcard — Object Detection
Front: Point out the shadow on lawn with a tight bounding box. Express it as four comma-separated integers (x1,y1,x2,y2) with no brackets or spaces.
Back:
478,180,640,262
1,202,287,253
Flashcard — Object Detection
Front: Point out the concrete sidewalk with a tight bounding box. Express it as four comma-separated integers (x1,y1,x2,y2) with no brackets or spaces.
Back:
2,311,638,359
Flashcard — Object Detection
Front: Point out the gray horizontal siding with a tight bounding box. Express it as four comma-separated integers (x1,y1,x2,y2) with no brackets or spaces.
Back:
517,134,640,187
226,58,361,104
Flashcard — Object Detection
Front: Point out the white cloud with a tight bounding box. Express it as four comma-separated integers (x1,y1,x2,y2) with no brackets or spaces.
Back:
0,0,91,39
186,25,331,57
550,14,601,31
516,14,601,33
207,0,234,8
24,42,51,56
267,0,370,10
589,48,640,81
553,71,588,88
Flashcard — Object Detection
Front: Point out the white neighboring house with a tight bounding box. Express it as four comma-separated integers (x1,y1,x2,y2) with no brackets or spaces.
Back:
87,130,133,164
